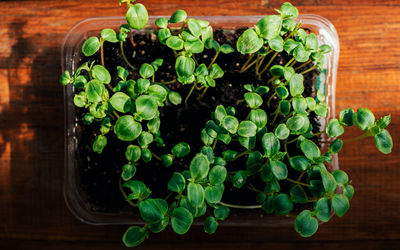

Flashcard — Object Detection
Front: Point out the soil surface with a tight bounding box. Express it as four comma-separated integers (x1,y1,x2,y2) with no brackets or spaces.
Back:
74,28,320,214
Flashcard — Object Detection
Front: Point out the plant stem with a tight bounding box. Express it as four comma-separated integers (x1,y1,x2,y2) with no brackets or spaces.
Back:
208,51,220,69
240,53,255,72
246,183,273,196
218,201,261,209
287,136,299,144
173,50,178,58
297,171,305,182
113,111,120,119
119,179,138,208
234,150,250,160
284,140,290,160
199,87,208,98
294,59,311,71
259,52,278,77
212,139,218,150
267,92,277,107
120,41,136,70
129,31,136,48
342,132,370,143
195,85,205,91
271,109,280,124
286,178,309,187
152,74,155,83
160,77,176,84
300,65,317,75
100,42,105,67
284,57,295,68
184,83,197,105
150,150,162,161
256,55,266,75
239,57,258,73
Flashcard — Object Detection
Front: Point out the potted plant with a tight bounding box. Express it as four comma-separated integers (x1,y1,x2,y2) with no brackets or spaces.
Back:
61,1,393,247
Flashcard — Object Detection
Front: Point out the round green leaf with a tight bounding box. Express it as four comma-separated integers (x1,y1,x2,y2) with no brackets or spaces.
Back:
256,15,282,41
236,28,263,54
293,44,310,62
171,207,193,235
374,129,393,154
305,33,319,51
110,92,132,113
221,115,239,134
168,91,182,105
268,36,284,52
123,180,151,200
166,36,184,50
205,184,224,203
338,109,353,126
187,19,202,37
343,185,355,200
329,138,343,154
209,165,227,185
269,161,288,180
155,17,168,28
353,108,375,131
290,185,308,204
73,92,86,107
292,97,307,115
214,206,229,220
279,100,291,115
287,115,305,132
121,163,136,181
176,56,195,78
161,154,174,167
126,3,149,30
209,63,224,79
93,135,107,154
318,165,337,193
262,133,280,157
270,65,284,77
187,183,205,207
82,113,94,125
190,153,210,181
101,28,118,43
184,39,204,53
300,139,320,160
326,118,344,137
275,124,290,140
280,2,299,18
284,39,299,54
332,194,350,217
122,226,148,247
139,63,154,79
332,170,348,186
170,10,187,23
114,115,142,141
135,95,158,120
168,172,186,193
158,28,171,44
273,193,293,215
232,170,247,188
237,121,257,137
289,73,304,97
125,145,141,162
315,197,331,222
220,44,234,54
139,198,168,223
244,92,263,109
172,142,191,157
289,156,311,171
294,210,318,237
204,216,218,234
85,80,105,103
82,36,100,57
250,109,268,129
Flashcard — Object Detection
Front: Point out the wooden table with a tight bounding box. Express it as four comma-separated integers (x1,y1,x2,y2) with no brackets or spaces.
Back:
0,0,399,249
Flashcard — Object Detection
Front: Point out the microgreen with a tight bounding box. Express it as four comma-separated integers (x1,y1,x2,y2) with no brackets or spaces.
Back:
61,1,394,247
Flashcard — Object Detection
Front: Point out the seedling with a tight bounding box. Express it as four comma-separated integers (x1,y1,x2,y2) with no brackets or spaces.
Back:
61,1,393,247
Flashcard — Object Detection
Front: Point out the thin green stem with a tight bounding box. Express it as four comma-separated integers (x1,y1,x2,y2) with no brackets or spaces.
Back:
152,74,155,83
239,57,258,73
240,53,255,72
150,150,162,161
342,132,370,143
294,59,311,71
218,201,261,209
100,39,105,67
271,109,280,124
286,178,309,187
120,41,136,70
300,65,317,75
184,84,197,105
113,111,120,119
267,92,277,107
287,136,299,144
284,140,290,160
208,51,220,69
246,183,273,196
212,139,218,150
234,150,250,160
284,57,295,68
119,179,138,208
259,52,278,77
199,87,209,98
297,171,305,182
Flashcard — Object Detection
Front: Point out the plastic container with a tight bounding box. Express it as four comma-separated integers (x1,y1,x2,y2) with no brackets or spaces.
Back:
62,15,340,226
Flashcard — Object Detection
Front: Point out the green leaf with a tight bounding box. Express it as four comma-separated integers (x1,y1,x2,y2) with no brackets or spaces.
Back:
292,97,307,115
158,28,171,44
168,172,186,193
293,44,310,62
280,2,299,18
155,17,169,28
214,105,227,123
374,129,393,154
376,114,391,129
121,163,136,181
161,154,174,167
332,170,348,186
172,142,191,157
209,165,227,185
170,10,187,23
306,97,316,110
187,19,202,37
353,108,375,131
282,18,296,31
315,103,328,117
139,198,168,223
268,36,284,52
250,109,268,129
82,36,100,56
220,115,238,134
122,226,148,247
244,92,263,109
187,183,205,207
287,115,305,132
125,145,141,162
256,15,282,40
166,36,184,50
168,91,182,105
318,165,337,193
114,115,142,141
117,66,129,81
110,92,132,113
329,138,343,154
273,193,293,215
82,113,94,125
204,216,218,234
171,207,193,234
93,135,107,154
184,39,204,53
101,28,118,43
148,217,168,233
176,56,195,78
180,196,206,218
135,95,158,120
205,184,224,203
237,121,257,137
275,124,290,140
232,170,247,188
256,86,270,95
262,196,274,214
236,28,263,54
279,100,291,115
139,63,154,79
100,117,111,135
201,129,214,146
305,33,318,51
148,84,168,105
220,44,234,54
343,185,355,200
289,156,311,171
300,139,320,160
262,133,280,158
222,149,238,162
289,73,304,97
269,161,288,180
85,80,105,103
147,117,160,134
89,102,107,119
73,92,86,107
60,70,71,85
315,197,331,222
294,210,318,237
214,206,229,220
283,39,299,54
326,118,344,137
332,194,350,217
270,65,284,77
123,180,151,200
126,3,148,30
190,153,210,181
209,64,224,79
290,185,308,204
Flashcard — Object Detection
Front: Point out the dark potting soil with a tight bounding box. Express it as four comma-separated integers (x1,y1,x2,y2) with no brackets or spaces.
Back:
74,28,320,215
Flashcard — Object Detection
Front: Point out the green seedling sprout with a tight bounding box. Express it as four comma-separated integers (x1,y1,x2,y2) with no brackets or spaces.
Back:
60,1,394,247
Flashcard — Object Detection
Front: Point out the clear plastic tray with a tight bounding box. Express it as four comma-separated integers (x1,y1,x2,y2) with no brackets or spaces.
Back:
62,15,340,226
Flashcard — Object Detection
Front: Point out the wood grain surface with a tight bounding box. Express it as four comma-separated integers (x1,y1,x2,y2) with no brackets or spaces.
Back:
0,0,399,249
